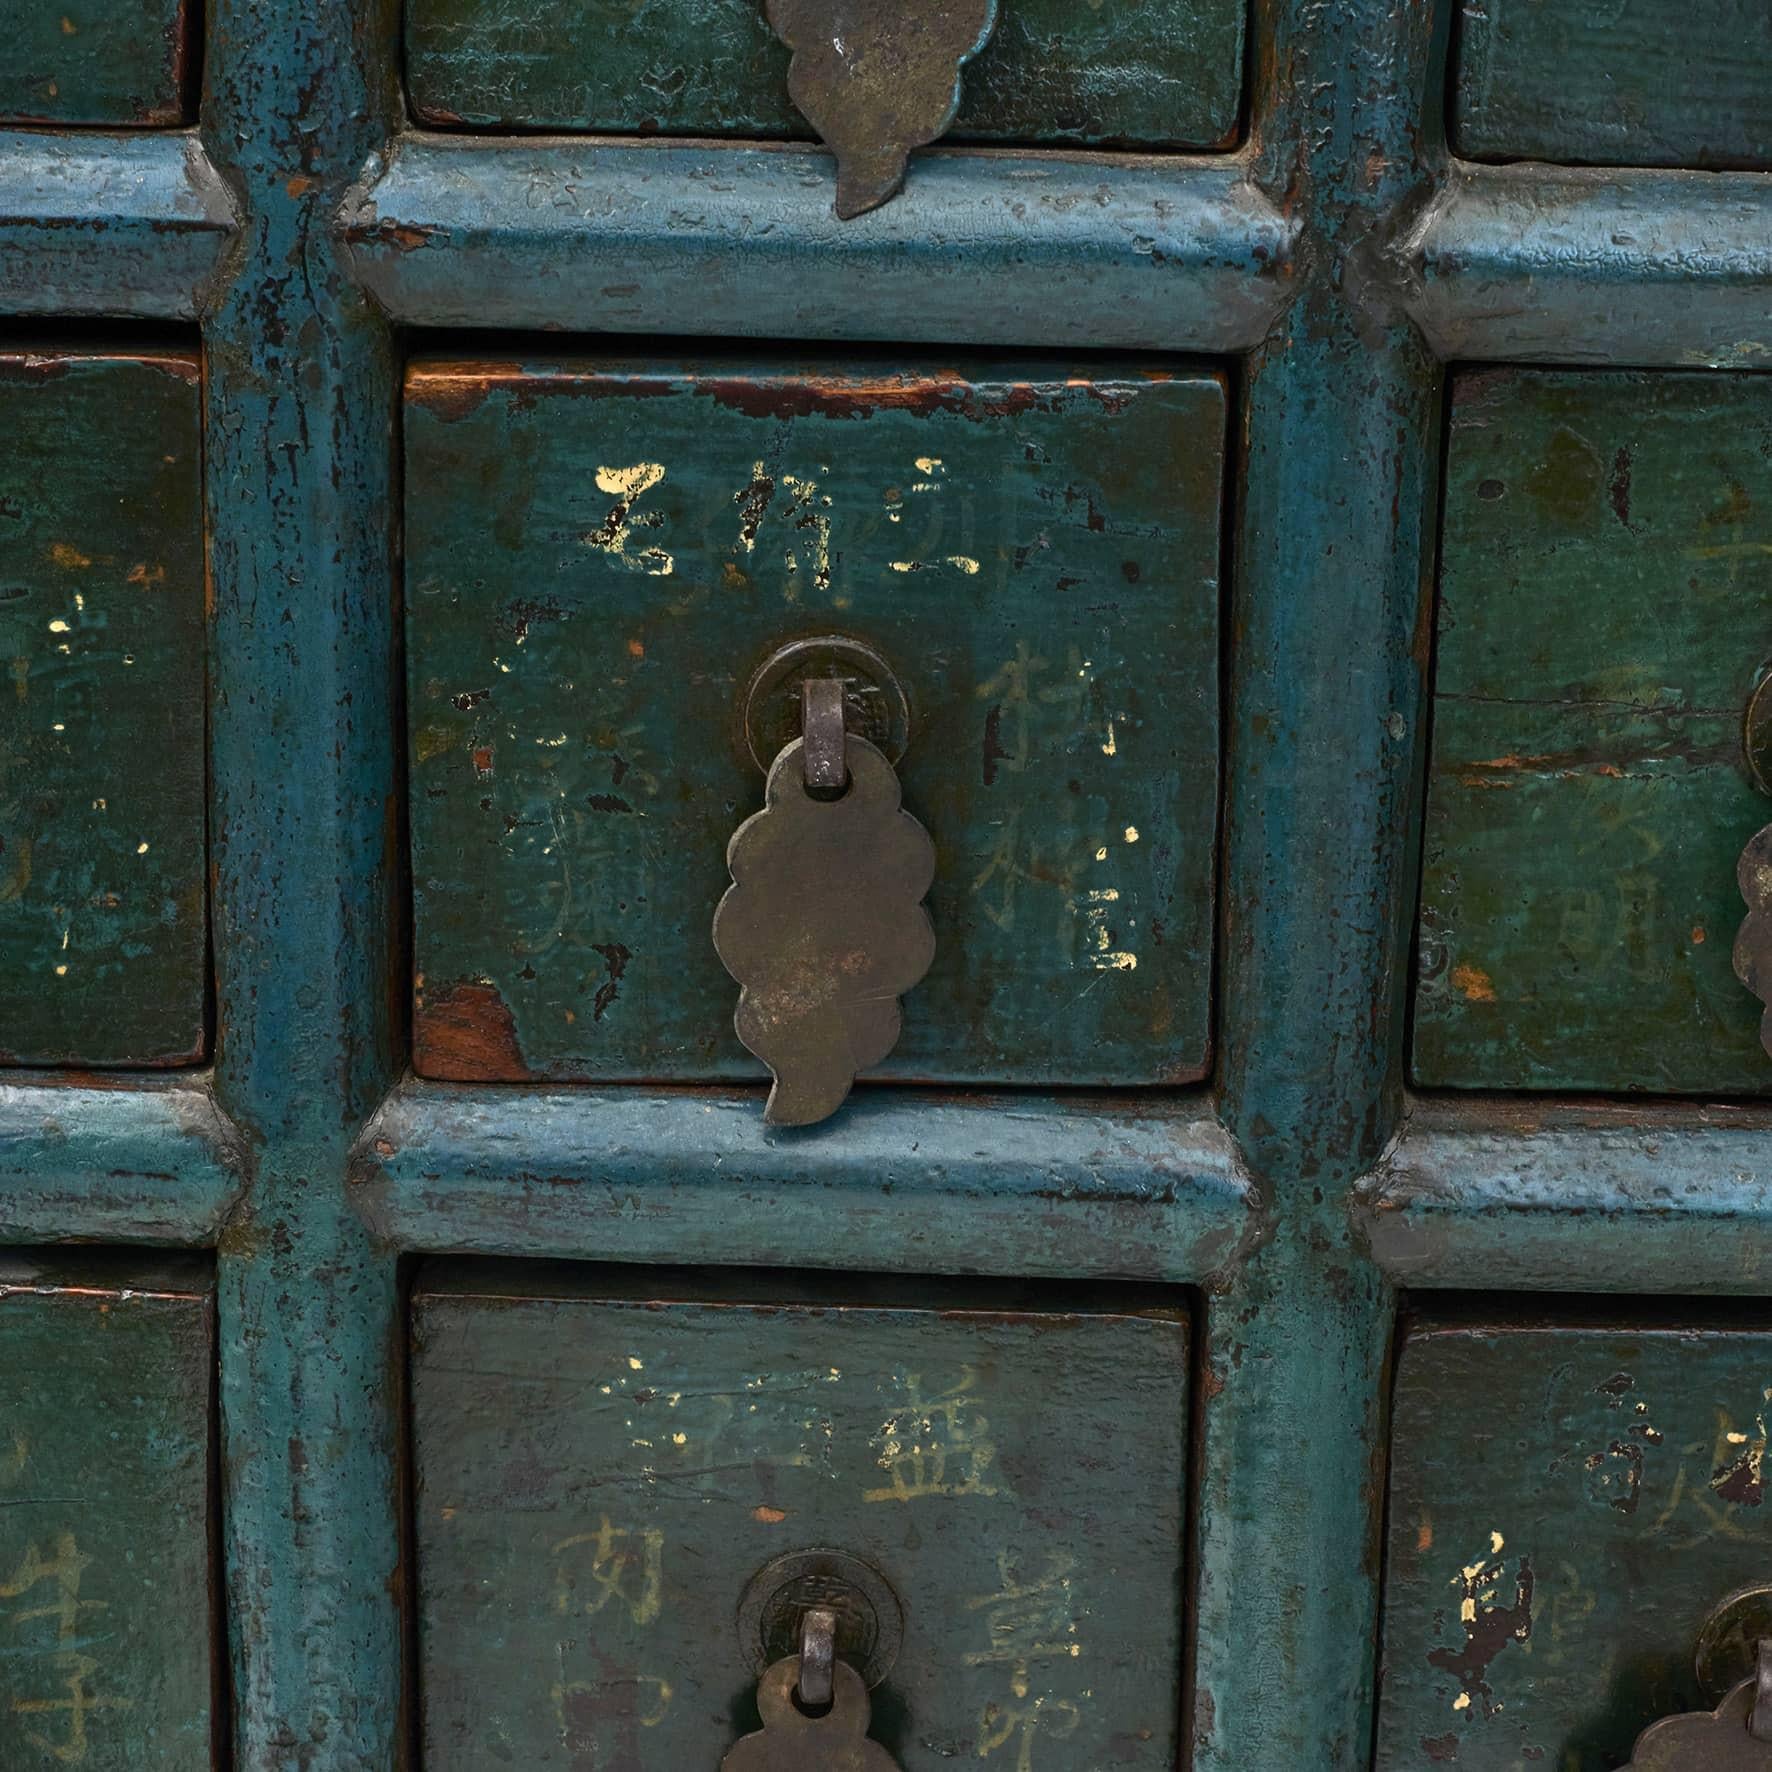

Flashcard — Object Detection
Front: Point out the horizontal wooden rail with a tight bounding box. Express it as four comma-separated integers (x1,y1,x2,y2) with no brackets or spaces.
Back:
0,1078,245,1245
351,1079,1256,1282
338,135,1295,352
0,131,236,320
1400,161,1772,367
1358,1097,1772,1291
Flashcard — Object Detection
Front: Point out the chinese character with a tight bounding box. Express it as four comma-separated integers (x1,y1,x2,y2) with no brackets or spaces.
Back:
864,1370,999,1503
552,1518,665,1627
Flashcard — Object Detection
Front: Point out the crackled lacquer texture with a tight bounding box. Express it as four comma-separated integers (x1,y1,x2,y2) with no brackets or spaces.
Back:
405,357,1224,1085
0,0,191,124
1376,1319,1772,1772
1414,370,1772,1094
405,0,1243,148
0,352,208,1068
411,1268,1188,1772
1455,0,1772,169
0,1256,216,1769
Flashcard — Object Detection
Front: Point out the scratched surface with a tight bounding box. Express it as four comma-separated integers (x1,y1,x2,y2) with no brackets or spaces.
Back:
1455,0,1772,170
405,356,1224,1085
0,1254,216,1769
405,0,1244,147
0,351,208,1068
412,1266,1188,1772
0,1,190,125
1376,1315,1772,1772
1413,370,1772,1094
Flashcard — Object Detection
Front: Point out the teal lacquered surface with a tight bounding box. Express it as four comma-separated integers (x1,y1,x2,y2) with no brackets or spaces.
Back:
406,355,1224,1085
0,0,1767,1765
1377,1315,1772,1772
0,1254,217,1770
1456,0,1772,170
0,0,191,126
405,0,1245,149
0,350,208,1069
413,1268,1189,1771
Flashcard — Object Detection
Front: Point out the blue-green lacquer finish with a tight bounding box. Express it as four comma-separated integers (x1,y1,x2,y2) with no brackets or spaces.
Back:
0,0,1767,1763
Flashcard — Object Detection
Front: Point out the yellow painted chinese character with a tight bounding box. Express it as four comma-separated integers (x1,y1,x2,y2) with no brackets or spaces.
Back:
552,1518,665,1627
865,1370,999,1503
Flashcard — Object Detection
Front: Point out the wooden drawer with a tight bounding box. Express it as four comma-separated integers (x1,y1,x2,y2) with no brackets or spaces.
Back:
1376,1311,1772,1772
405,355,1224,1087
0,351,208,1069
0,0,191,126
0,1254,217,1769
405,0,1244,148
1454,0,1772,170
411,1266,1189,1772
1414,369,1772,1095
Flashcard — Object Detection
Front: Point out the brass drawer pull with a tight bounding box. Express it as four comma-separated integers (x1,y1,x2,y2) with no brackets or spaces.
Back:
766,0,1001,217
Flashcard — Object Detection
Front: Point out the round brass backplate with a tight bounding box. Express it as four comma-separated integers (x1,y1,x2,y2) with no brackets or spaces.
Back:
736,1549,905,1689
1744,673,1772,798
1696,1583,1772,1702
741,636,910,774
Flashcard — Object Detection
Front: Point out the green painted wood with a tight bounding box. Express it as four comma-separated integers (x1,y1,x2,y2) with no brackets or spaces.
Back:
1456,0,1772,170
1377,1316,1772,1772
406,0,1244,149
412,1266,1188,1772
0,0,190,126
1414,369,1772,1095
405,356,1224,1087
0,351,208,1069
0,1254,215,1769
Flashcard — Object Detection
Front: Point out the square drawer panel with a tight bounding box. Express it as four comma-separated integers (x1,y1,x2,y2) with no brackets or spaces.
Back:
1377,1311,1772,1772
405,355,1225,1086
0,351,208,1069
1414,369,1772,1094
0,0,191,125
0,1254,218,1769
405,0,1245,148
411,1266,1189,1772
1454,0,1772,169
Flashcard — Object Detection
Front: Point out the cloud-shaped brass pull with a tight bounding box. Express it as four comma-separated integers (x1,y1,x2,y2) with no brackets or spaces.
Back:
1617,1674,1772,1768
714,734,935,1126
765,0,1000,218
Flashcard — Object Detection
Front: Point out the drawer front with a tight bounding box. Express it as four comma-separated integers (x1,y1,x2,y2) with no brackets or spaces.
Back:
411,1270,1188,1772
0,1256,217,1769
1377,1318,1772,1772
0,0,190,125
0,352,208,1069
1414,369,1772,1094
406,0,1244,147
1454,0,1772,169
406,357,1224,1086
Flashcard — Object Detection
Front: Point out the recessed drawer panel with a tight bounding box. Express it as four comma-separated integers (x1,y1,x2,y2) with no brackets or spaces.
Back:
406,0,1245,149
1414,369,1772,1094
412,1267,1189,1772
0,351,208,1069
1377,1314,1772,1772
0,1255,217,1770
405,356,1225,1086
0,0,191,125
1454,0,1772,169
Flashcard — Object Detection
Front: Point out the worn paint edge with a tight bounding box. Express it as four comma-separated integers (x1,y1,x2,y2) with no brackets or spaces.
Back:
1355,1098,1772,1291
336,134,1295,351
349,1080,1254,1283
0,1077,247,1245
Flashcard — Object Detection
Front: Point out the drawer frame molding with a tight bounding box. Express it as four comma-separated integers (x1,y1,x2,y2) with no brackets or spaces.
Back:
0,0,1766,1765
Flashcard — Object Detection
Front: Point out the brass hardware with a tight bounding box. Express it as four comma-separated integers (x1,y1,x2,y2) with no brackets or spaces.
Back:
715,673,935,1127
764,0,1001,218
736,1549,905,1691
723,1657,901,1770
